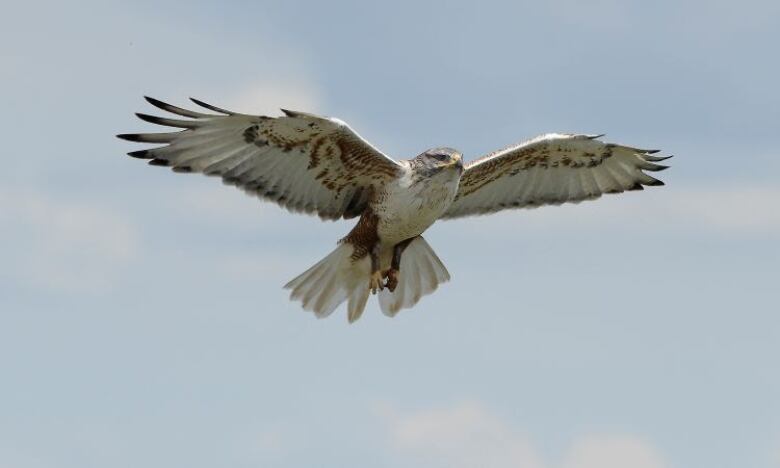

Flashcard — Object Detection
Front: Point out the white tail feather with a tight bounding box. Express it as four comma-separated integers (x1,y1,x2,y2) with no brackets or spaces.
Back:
378,237,450,317
284,243,370,322
285,236,449,322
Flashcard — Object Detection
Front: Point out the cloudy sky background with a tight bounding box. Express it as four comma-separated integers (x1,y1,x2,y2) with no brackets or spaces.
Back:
2,0,779,467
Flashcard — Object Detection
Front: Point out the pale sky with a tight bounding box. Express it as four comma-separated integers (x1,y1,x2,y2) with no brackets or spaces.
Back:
1,1,779,467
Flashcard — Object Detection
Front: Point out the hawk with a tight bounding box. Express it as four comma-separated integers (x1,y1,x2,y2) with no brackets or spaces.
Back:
118,97,671,322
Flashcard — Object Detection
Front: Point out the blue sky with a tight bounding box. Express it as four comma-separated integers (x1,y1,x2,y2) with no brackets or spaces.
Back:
2,1,779,467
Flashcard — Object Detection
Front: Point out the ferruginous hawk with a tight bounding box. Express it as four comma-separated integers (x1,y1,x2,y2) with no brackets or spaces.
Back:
118,97,671,322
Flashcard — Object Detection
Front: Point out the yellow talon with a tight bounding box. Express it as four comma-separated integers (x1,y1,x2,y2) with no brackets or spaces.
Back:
382,268,399,292
369,270,384,294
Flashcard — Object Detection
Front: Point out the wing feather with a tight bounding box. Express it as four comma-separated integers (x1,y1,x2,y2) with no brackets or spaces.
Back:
118,98,403,220
442,134,670,218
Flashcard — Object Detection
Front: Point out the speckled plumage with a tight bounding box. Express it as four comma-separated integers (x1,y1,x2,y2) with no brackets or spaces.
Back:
119,98,671,322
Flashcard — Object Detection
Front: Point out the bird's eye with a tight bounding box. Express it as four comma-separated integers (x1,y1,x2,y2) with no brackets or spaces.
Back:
432,153,449,161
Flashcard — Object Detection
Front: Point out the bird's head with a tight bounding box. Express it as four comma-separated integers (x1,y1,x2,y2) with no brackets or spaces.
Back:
414,147,464,175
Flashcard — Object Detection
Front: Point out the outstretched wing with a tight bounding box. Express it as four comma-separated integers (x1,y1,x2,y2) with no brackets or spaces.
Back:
442,133,671,219
118,97,403,220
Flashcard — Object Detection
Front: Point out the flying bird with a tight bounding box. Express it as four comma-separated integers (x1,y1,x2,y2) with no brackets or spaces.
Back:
118,97,671,322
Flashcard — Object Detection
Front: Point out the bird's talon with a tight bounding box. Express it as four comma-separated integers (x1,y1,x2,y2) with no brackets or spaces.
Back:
369,270,384,294
382,268,399,292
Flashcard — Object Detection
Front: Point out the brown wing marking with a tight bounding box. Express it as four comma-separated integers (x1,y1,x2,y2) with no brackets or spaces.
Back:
456,144,615,201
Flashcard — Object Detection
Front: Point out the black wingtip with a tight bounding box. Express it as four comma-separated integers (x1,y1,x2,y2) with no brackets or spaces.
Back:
116,131,178,143
190,97,233,115
117,133,142,142
127,150,152,159
135,112,159,124
648,164,671,172
144,96,164,107
646,178,665,186
143,96,207,119
148,158,170,167
644,154,674,162
134,112,199,129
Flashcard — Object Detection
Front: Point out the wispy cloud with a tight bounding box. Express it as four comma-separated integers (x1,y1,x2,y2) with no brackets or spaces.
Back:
379,400,543,468
771,439,780,468
377,401,669,468
0,188,140,294
562,435,668,468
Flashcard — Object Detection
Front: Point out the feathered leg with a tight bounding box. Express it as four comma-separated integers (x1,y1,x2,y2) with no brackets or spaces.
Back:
383,237,416,292
369,244,384,294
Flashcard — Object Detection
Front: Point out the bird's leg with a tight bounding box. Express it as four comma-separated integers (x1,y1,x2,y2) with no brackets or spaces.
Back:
383,237,415,293
369,244,383,294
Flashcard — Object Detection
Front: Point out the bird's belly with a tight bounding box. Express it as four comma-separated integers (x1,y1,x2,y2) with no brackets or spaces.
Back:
375,178,458,244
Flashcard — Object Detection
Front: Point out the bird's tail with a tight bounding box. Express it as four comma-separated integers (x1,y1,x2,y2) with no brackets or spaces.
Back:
284,243,372,323
377,236,450,317
284,236,450,322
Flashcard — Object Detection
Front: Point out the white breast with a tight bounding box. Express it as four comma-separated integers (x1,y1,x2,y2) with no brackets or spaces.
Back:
374,164,460,245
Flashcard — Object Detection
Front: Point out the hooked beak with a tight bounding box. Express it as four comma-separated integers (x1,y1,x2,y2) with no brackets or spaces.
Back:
450,155,464,173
